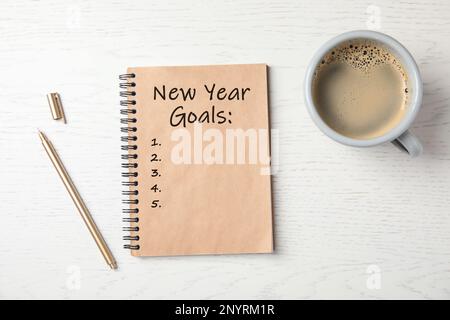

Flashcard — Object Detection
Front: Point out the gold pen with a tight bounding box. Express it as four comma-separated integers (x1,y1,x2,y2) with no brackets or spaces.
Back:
39,130,117,270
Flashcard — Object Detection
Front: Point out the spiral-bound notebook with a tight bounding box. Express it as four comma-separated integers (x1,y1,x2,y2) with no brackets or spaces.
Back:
120,64,273,256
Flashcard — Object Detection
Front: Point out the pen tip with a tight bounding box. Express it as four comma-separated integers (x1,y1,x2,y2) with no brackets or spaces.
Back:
38,130,46,141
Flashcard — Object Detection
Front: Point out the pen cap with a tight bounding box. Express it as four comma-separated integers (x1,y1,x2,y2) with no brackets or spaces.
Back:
47,93,65,121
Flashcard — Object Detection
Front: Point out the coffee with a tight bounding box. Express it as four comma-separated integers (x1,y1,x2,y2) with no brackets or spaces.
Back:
312,39,409,140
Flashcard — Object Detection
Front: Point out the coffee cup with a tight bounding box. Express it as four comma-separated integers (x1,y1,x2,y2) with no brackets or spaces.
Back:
304,30,423,157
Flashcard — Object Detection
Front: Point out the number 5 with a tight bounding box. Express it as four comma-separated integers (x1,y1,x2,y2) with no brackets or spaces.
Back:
151,200,160,208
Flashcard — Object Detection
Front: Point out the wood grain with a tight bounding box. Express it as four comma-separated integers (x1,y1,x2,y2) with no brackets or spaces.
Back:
1,0,450,299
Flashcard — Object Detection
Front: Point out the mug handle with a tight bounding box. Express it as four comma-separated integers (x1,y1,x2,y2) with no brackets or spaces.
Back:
391,130,423,157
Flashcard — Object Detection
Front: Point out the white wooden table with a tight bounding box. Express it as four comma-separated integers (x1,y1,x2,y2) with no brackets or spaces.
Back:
1,0,450,299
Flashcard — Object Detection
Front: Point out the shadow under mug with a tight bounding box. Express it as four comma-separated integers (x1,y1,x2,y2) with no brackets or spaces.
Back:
304,30,423,157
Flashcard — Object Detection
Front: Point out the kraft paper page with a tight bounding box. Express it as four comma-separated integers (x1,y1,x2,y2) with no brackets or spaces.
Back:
124,64,273,256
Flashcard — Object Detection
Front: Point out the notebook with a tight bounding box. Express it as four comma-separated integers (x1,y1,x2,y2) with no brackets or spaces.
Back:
120,64,273,256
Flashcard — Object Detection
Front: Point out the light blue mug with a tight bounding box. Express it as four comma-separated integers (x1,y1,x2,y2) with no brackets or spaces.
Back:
304,30,423,157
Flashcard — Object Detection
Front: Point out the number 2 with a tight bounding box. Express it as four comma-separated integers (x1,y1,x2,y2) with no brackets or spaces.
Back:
150,153,160,162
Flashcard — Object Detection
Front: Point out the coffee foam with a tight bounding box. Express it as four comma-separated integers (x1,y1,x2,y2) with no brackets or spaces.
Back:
316,39,408,85
312,39,411,140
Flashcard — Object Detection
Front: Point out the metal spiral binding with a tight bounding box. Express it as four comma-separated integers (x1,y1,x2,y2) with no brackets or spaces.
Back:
120,73,140,251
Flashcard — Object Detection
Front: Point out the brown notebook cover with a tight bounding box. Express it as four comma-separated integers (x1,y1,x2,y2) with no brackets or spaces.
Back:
120,64,273,256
